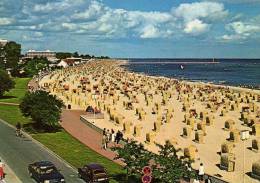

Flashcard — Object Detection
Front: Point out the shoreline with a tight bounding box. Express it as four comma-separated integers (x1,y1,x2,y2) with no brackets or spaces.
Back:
120,59,260,91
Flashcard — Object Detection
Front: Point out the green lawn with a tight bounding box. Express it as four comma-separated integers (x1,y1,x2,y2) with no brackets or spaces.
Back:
0,105,31,126
0,78,125,182
33,131,125,181
0,78,31,104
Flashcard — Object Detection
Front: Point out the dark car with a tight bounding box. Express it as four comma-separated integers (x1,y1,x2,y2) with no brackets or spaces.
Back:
28,161,65,183
78,163,109,183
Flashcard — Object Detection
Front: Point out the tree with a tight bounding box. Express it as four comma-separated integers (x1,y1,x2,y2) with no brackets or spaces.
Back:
0,69,15,97
112,140,152,179
23,57,49,77
4,41,21,76
56,52,72,59
20,90,64,131
112,140,196,182
153,141,196,183
72,52,79,57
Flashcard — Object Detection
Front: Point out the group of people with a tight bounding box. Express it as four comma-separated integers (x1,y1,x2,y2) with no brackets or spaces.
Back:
102,128,123,150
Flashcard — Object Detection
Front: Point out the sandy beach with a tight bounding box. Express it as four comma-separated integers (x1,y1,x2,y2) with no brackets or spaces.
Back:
38,59,260,183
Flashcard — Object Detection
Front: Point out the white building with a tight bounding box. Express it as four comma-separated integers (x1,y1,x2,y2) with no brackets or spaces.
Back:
0,39,9,46
26,50,56,59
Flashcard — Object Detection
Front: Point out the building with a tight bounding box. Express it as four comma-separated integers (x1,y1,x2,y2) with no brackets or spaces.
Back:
0,39,9,46
26,50,56,59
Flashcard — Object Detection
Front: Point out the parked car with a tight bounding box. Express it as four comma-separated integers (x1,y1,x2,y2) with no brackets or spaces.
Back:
28,161,65,183
78,163,109,183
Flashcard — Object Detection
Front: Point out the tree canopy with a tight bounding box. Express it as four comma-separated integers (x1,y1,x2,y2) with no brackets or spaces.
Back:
0,69,15,97
3,41,21,76
112,140,196,182
22,57,49,77
20,90,64,131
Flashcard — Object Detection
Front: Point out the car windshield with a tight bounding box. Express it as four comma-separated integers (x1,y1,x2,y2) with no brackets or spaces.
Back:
39,167,56,174
93,169,105,175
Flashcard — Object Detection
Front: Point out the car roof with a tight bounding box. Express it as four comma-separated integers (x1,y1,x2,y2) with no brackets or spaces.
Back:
86,163,105,170
34,161,55,167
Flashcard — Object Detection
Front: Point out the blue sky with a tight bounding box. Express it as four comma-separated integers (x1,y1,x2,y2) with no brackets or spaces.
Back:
0,0,260,58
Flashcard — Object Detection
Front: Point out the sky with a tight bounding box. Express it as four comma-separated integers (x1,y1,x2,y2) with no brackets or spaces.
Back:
0,0,260,58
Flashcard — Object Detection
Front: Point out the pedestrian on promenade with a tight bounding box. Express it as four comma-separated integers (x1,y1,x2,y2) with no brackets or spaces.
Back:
105,130,110,148
198,163,204,181
102,135,107,150
110,129,115,143
103,128,106,136
115,130,120,144
0,160,4,180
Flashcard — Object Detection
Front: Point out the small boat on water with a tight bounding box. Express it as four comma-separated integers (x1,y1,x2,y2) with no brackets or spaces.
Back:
180,65,184,70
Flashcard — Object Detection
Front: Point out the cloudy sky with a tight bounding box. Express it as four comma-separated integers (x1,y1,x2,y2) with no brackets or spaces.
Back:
1,0,260,58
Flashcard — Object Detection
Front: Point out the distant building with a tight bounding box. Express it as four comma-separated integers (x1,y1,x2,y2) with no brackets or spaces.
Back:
26,50,56,59
57,57,83,68
63,57,82,63
0,39,9,46
57,60,69,68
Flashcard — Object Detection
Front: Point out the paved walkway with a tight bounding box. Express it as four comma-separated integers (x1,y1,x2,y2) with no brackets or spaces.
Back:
61,110,123,165
0,158,21,183
0,102,19,106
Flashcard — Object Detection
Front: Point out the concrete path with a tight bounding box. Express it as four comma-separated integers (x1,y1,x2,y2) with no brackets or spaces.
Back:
0,157,21,183
0,102,19,106
0,119,84,183
61,109,123,165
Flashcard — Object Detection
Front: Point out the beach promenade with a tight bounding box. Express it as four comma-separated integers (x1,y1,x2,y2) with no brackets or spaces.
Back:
38,59,260,183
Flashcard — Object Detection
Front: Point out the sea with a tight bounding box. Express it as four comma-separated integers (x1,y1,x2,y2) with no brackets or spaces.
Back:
122,59,260,90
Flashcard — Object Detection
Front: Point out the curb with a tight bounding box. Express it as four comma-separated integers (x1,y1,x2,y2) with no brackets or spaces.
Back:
0,118,78,174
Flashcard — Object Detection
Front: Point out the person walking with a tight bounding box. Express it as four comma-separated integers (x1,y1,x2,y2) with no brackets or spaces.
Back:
110,129,115,143
0,160,4,180
102,135,107,150
198,163,204,181
115,130,120,144
103,128,106,136
105,130,110,148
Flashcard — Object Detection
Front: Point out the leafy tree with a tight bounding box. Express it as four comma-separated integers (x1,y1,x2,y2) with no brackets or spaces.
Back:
56,52,72,59
20,90,64,131
23,57,49,77
112,140,196,182
0,69,15,97
153,141,196,183
73,51,79,57
112,140,152,179
4,41,21,76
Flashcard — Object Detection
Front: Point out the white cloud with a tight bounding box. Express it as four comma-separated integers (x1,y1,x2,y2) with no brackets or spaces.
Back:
184,19,209,35
33,0,85,13
222,21,260,41
0,18,14,25
228,21,260,34
173,2,228,22
69,1,175,39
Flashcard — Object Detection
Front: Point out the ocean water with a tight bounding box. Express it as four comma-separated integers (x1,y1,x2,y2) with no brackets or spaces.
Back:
123,59,260,89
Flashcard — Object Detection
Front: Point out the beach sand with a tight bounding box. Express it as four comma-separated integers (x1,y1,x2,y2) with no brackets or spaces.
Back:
39,59,260,183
